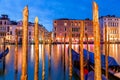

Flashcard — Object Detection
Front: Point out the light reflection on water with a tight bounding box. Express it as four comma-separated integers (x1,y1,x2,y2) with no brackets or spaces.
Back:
0,44,119,80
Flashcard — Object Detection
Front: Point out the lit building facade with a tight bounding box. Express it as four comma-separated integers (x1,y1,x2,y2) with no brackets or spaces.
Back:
0,14,50,44
99,15,120,42
84,19,93,42
0,15,10,42
53,18,93,43
6,21,50,44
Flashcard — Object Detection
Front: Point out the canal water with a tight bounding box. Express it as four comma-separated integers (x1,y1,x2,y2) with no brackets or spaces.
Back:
0,44,119,80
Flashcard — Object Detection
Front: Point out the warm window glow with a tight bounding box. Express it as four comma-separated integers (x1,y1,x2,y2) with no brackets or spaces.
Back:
64,22,67,26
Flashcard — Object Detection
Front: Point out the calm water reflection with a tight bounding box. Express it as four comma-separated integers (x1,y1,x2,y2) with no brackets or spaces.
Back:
0,44,119,80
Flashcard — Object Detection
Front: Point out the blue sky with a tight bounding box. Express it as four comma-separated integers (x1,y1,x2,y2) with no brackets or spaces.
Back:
0,0,120,31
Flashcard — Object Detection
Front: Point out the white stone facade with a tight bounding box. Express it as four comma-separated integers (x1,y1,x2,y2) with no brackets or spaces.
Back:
99,16,120,42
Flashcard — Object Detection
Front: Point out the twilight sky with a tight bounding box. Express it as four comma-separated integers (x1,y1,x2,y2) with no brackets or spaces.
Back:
0,0,120,31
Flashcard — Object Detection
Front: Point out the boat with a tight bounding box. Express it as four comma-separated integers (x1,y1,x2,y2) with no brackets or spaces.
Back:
85,71,107,80
0,47,9,60
71,49,120,79
72,49,120,71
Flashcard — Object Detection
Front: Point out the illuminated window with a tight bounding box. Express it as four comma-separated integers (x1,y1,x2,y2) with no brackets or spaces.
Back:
75,22,77,26
64,22,67,26
71,22,73,26
10,26,12,30
78,22,81,26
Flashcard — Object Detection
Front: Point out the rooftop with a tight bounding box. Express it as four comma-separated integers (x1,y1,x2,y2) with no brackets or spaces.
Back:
55,18,91,21
0,14,9,20
99,15,120,19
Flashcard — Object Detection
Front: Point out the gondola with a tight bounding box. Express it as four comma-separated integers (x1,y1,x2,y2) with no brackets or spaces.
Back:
0,47,9,60
71,49,120,80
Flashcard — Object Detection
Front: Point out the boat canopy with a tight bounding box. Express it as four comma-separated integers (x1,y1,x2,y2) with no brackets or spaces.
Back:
71,49,119,67
85,71,107,80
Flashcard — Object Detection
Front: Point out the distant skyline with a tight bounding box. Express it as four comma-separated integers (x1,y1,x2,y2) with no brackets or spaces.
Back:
0,0,120,31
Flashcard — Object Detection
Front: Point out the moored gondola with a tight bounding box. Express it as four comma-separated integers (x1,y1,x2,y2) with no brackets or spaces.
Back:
71,49,120,79
0,47,9,60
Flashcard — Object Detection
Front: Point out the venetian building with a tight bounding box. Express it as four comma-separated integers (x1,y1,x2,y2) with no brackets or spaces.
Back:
0,14,10,42
99,15,120,42
38,25,51,43
53,18,93,43
7,21,49,44
7,21,18,43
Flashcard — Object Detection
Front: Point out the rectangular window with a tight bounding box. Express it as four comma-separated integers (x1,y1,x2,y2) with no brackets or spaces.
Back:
54,21,57,26
29,32,31,35
10,31,12,35
55,27,56,31
4,21,6,25
0,21,2,25
7,26,9,32
64,22,67,26
72,28,79,32
65,28,66,31
29,37,31,39
54,33,56,37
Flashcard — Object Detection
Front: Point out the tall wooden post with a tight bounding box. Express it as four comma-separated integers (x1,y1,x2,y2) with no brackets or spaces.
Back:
48,42,51,69
3,38,5,51
21,6,29,80
48,34,51,70
80,21,84,80
42,31,45,80
105,24,108,79
34,17,39,80
48,42,51,80
108,34,110,60
3,37,6,73
64,35,66,68
85,33,89,70
86,34,89,60
69,27,72,79
14,29,18,80
93,2,102,80
63,34,66,80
